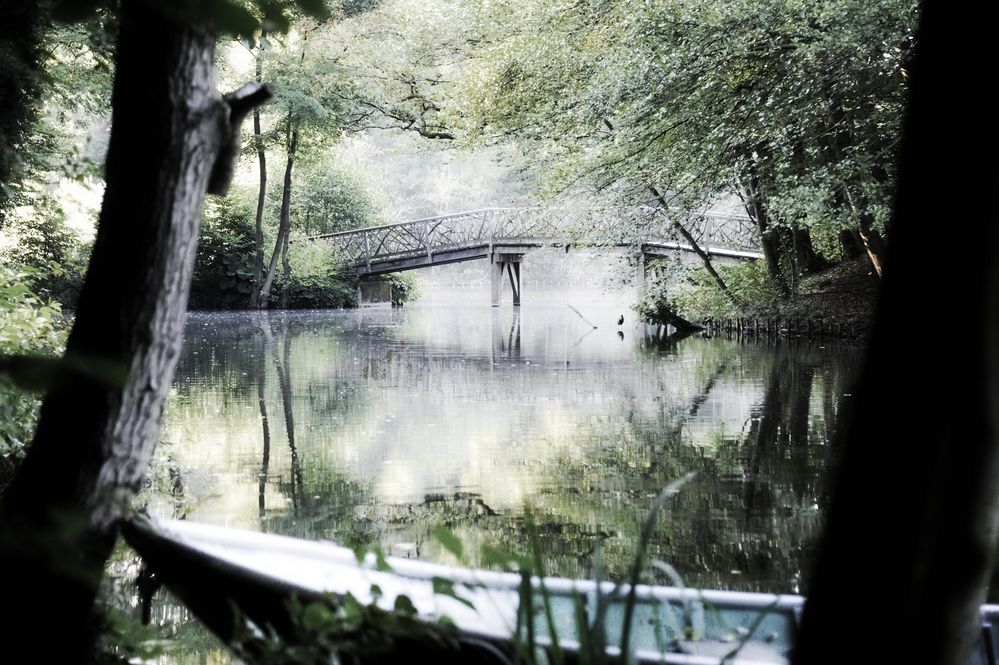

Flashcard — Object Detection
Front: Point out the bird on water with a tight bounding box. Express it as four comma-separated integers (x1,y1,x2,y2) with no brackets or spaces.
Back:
617,315,624,326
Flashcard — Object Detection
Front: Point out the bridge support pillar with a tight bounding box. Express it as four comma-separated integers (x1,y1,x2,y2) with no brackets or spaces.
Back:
490,252,524,307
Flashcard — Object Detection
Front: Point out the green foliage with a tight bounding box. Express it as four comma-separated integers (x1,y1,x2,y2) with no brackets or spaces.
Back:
453,0,915,290
1,196,91,306
673,261,780,321
331,0,463,141
294,162,382,236
2,9,114,225
189,199,258,309
383,271,418,306
634,258,686,326
91,606,171,665
51,0,334,39
275,238,358,309
636,256,780,324
0,267,66,485
231,593,460,665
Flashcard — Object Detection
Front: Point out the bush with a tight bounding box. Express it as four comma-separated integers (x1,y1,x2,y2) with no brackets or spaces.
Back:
1,197,90,306
638,257,779,324
672,259,779,321
384,272,419,306
274,239,358,309
0,267,67,486
188,201,257,310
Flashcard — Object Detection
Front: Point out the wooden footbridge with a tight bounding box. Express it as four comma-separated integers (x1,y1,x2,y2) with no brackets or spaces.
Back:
310,207,762,306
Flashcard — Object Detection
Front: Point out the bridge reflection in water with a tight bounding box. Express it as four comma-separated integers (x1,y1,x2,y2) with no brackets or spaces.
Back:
313,207,763,306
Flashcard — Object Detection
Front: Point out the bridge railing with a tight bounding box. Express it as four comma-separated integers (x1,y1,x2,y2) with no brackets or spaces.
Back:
313,208,570,268
312,206,761,269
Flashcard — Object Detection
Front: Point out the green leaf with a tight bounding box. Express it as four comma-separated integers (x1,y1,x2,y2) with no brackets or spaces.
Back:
0,353,128,393
259,1,292,33
432,577,475,610
431,527,463,561
51,0,102,23
296,0,332,20
301,602,335,632
203,0,260,37
394,594,417,616
373,545,392,572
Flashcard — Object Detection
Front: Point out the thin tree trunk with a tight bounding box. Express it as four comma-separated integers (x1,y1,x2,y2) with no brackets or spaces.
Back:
841,182,886,277
250,49,267,309
739,169,790,296
273,320,303,515
795,3,999,664
280,230,291,309
255,314,272,517
648,186,739,306
258,116,298,306
0,3,265,658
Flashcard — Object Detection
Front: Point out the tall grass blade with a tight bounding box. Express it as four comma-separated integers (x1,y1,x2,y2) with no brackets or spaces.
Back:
525,506,564,665
618,472,696,663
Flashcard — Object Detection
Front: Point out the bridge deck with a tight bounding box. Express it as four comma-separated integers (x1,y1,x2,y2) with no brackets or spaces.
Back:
311,207,763,276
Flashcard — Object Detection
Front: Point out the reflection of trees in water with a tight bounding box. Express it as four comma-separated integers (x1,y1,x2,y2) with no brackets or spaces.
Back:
163,312,857,595
258,314,377,547
254,313,272,519
350,341,855,594
273,321,305,516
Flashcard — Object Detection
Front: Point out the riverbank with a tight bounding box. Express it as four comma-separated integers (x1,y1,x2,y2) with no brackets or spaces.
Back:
657,257,879,340
722,258,879,340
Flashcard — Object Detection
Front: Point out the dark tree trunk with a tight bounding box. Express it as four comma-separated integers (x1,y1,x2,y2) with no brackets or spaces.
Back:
0,3,234,659
792,227,827,274
740,167,790,297
837,228,864,260
280,231,291,309
255,314,272,517
841,182,886,277
259,117,298,306
250,50,267,309
273,322,304,514
794,4,999,665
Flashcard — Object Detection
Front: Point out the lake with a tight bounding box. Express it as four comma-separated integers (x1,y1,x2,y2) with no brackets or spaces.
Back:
143,289,857,599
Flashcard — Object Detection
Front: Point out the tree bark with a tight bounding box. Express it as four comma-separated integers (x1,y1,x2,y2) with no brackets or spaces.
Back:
794,4,999,664
792,227,827,274
841,181,886,278
0,3,267,659
280,229,291,309
258,116,298,306
739,168,790,297
250,49,267,308
837,228,864,260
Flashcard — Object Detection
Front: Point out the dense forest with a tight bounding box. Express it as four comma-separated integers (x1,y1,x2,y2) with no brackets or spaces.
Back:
1,0,997,664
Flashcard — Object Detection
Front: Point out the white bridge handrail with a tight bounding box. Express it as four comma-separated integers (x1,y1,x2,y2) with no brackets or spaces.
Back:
309,206,762,271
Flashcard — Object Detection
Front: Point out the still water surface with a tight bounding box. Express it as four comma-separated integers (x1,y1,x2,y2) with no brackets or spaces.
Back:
145,290,857,598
